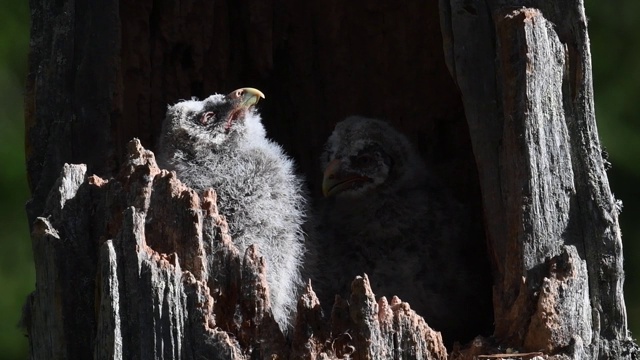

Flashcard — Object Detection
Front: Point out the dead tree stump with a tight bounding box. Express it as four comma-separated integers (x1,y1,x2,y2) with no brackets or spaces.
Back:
25,140,447,359
23,0,639,359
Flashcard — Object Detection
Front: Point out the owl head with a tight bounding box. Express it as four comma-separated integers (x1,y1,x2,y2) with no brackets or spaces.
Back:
321,116,427,198
159,88,265,157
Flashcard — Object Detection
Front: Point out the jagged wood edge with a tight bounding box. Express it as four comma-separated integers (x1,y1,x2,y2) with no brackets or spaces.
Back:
27,139,447,360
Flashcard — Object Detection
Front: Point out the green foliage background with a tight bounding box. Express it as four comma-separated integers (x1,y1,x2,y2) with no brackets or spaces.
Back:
0,1,637,358
0,1,32,358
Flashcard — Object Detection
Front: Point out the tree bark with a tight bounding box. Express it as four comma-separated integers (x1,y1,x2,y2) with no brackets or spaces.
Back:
25,140,447,359
23,0,638,359
441,2,638,358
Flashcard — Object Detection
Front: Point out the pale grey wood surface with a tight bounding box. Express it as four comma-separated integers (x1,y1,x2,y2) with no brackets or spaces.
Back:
441,2,638,359
25,140,447,359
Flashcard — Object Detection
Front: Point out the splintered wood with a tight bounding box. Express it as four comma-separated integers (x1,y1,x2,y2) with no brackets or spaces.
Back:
26,139,447,360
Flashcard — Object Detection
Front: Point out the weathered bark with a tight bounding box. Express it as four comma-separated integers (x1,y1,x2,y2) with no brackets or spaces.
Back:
23,0,638,359
441,1,639,359
25,140,447,359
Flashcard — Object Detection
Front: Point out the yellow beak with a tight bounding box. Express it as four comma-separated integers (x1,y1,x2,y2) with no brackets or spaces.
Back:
228,87,265,108
322,159,370,197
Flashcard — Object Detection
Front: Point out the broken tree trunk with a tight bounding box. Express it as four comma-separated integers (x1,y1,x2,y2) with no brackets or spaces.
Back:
23,0,638,359
26,140,447,359
441,1,639,359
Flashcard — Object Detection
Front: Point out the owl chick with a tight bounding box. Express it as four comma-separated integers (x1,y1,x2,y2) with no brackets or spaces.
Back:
313,116,493,345
156,88,307,331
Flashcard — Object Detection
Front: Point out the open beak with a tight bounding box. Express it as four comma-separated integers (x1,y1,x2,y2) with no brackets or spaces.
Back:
227,87,265,108
221,87,265,130
322,159,371,197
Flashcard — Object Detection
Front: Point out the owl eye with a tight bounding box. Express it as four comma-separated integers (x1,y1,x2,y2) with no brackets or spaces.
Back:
200,111,216,125
352,154,376,168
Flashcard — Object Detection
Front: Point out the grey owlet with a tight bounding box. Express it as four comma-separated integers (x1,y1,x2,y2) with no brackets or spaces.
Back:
312,116,493,345
156,88,308,331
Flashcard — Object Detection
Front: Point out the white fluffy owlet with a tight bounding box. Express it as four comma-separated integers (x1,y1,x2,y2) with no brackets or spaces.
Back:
156,88,308,331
